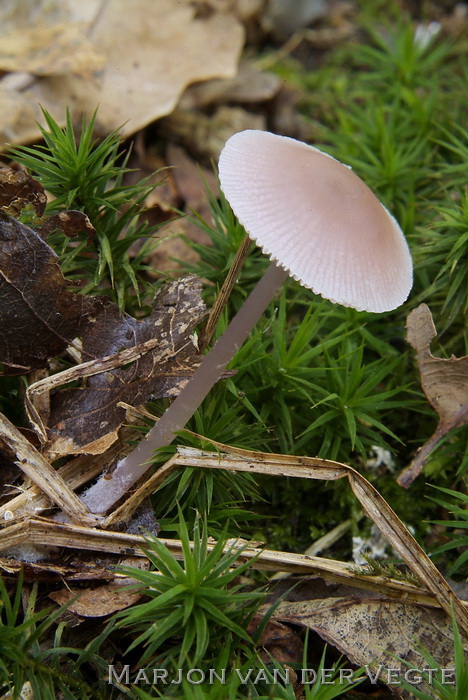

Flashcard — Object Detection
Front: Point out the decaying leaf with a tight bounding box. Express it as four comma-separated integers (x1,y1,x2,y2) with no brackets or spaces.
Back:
38,210,96,244
37,276,206,457
159,104,265,161
0,213,104,372
249,613,304,669
268,597,464,698
0,168,47,217
0,0,244,150
0,555,133,582
48,556,149,617
49,584,141,618
0,210,207,455
398,303,468,488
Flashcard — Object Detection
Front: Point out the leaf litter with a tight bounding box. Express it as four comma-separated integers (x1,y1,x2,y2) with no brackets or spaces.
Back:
0,0,244,150
0,210,207,455
0,212,104,373
398,303,468,487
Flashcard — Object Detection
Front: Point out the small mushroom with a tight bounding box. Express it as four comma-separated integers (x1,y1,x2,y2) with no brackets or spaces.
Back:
219,130,412,313
81,130,413,515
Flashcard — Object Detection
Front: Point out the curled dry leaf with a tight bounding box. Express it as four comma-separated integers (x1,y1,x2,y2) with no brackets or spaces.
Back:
0,213,104,372
0,0,244,150
178,62,281,109
0,556,129,583
398,303,468,488
268,597,465,699
0,168,47,218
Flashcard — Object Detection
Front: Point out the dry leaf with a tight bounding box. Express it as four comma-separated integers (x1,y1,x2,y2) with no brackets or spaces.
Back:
30,276,207,457
398,304,468,488
38,210,96,244
269,597,464,698
0,556,121,582
159,104,265,161
0,210,207,454
249,614,304,668
0,23,105,77
49,557,149,617
49,555,149,616
49,584,141,617
0,168,47,217
0,0,244,150
0,213,104,372
179,62,281,109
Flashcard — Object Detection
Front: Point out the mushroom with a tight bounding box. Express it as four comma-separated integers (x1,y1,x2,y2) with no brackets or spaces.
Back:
81,130,413,514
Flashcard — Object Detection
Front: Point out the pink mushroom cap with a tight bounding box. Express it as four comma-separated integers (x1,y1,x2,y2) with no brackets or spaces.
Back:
218,130,413,313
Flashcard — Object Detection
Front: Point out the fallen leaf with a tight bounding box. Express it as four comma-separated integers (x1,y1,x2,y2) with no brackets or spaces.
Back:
398,304,468,488
36,276,207,457
49,556,149,616
268,597,465,699
0,213,103,372
0,168,47,217
146,219,203,276
249,613,304,669
0,210,208,454
167,144,218,220
38,210,96,244
0,22,105,77
49,584,141,617
0,557,115,582
0,0,244,150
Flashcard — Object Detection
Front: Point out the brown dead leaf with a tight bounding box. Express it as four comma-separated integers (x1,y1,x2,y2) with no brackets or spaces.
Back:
38,210,96,244
49,555,148,616
0,213,103,372
36,276,207,457
269,597,465,698
249,614,304,669
49,584,141,617
0,0,244,150
398,304,468,488
0,557,116,582
0,210,207,454
0,168,47,217
147,220,203,276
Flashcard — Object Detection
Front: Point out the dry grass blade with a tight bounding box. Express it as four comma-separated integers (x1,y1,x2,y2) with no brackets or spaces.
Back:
0,426,466,635
0,517,454,610
0,412,103,526
0,426,140,523
108,437,468,635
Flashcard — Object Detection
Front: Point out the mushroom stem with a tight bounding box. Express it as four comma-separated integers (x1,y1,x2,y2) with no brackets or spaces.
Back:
81,261,289,514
